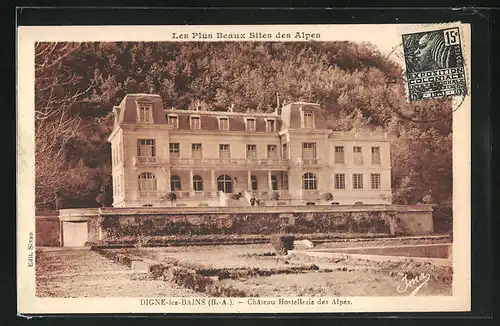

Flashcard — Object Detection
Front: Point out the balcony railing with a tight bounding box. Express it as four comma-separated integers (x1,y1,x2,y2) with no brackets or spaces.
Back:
138,190,159,198
297,158,322,167
298,157,321,165
172,190,219,200
134,156,160,165
138,190,220,200
300,189,321,199
169,157,290,167
248,190,291,200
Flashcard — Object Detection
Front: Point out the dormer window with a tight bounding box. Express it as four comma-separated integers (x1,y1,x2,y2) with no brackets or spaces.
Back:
266,119,276,132
190,116,201,129
167,114,179,129
245,118,256,131
218,117,229,131
137,103,153,123
302,110,314,128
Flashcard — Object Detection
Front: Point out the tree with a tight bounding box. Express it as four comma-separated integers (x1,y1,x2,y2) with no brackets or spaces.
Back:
32,41,453,231
35,43,87,209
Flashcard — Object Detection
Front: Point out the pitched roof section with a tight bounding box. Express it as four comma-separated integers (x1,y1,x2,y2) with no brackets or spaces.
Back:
166,111,280,132
116,94,327,132
280,102,327,130
117,94,166,124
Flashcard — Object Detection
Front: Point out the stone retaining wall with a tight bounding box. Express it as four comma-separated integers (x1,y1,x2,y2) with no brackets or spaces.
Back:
35,216,61,246
36,204,433,247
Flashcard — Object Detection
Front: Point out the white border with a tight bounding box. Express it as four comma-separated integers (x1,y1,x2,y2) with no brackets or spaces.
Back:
17,24,471,314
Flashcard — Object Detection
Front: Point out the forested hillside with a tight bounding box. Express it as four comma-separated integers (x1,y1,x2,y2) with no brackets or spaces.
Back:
35,41,452,230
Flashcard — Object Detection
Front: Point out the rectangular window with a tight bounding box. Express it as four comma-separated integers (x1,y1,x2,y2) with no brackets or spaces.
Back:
334,146,345,163
334,174,346,189
247,144,257,159
219,144,230,158
246,118,256,131
371,146,381,164
138,104,153,123
138,139,156,157
190,116,201,129
267,144,277,158
302,142,317,158
371,173,381,189
353,146,363,165
192,143,202,157
303,111,314,128
266,119,276,132
353,173,364,189
167,115,178,128
169,143,180,158
219,117,229,130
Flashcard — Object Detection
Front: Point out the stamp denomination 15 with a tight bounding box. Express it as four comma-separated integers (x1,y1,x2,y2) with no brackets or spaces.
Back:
402,27,467,101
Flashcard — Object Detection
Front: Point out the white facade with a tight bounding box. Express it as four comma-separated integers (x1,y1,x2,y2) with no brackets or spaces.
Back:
108,94,392,207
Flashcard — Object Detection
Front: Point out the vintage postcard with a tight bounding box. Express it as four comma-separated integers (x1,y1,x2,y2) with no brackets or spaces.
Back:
17,23,471,314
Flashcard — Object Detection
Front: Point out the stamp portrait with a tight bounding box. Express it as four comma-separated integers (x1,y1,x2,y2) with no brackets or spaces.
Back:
402,27,467,101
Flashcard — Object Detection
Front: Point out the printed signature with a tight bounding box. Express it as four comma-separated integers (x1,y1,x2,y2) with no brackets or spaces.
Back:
396,272,431,296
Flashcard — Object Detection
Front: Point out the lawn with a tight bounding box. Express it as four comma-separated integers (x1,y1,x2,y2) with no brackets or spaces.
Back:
36,249,202,297
108,236,452,297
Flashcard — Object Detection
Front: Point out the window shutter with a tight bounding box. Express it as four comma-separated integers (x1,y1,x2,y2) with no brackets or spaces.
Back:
152,139,156,157
137,139,140,156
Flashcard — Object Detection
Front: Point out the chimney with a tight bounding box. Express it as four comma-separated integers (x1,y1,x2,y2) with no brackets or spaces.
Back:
228,103,234,113
275,92,283,115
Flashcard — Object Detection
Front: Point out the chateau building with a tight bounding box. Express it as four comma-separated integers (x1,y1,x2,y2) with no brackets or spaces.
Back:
108,94,392,207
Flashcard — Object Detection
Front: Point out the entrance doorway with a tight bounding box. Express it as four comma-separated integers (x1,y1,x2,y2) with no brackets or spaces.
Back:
62,221,88,247
217,174,233,193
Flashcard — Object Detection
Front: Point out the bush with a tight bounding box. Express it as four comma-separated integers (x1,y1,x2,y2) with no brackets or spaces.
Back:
270,233,295,255
167,266,248,297
166,192,177,202
323,192,333,201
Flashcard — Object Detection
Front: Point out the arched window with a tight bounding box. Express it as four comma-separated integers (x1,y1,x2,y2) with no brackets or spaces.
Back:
217,174,233,193
271,175,278,191
251,175,258,191
193,175,203,191
302,172,317,190
138,172,157,191
171,175,181,191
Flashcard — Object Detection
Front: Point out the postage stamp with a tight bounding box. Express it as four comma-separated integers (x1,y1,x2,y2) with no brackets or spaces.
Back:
402,27,467,101
17,23,471,315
